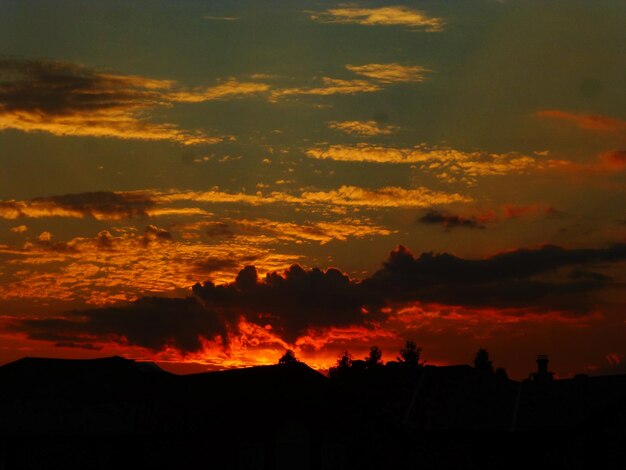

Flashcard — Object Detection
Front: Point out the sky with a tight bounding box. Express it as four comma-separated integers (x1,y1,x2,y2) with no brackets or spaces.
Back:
0,0,624,379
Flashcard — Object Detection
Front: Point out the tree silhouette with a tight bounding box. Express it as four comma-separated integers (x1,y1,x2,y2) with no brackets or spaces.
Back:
494,367,509,380
474,348,494,373
365,346,383,369
397,341,422,368
329,351,352,379
337,350,352,370
278,349,298,365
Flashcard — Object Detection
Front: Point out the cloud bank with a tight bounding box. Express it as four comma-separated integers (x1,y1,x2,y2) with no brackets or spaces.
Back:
8,242,625,354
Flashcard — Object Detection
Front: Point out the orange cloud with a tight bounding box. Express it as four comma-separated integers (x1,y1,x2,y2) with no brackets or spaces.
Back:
548,150,626,174
309,6,444,32
0,227,301,305
0,213,400,306
598,150,626,171
503,204,558,219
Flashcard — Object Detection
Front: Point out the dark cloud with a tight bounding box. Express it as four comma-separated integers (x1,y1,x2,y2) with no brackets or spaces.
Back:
0,59,162,116
39,191,155,219
0,58,226,144
95,230,116,250
364,244,626,312
205,222,235,238
193,265,369,342
9,297,226,354
194,254,258,274
419,210,486,229
54,341,103,351
9,243,626,353
0,190,156,220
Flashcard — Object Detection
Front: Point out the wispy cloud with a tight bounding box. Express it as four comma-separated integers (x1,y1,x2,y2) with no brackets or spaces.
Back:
329,120,398,136
270,77,381,100
270,63,428,100
309,6,444,32
204,15,239,21
0,59,268,144
346,63,430,83
536,109,626,133
169,79,269,103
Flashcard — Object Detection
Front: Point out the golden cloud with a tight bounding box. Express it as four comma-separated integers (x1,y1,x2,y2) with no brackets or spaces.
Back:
309,6,444,32
329,120,398,136
346,63,430,83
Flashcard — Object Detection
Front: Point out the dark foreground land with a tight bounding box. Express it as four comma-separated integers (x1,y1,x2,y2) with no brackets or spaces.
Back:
0,356,625,469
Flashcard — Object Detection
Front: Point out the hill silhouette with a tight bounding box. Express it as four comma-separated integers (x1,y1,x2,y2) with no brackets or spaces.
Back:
0,356,624,469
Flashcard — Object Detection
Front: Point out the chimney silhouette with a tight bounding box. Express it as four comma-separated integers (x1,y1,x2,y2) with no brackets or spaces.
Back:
529,354,554,383
536,354,549,374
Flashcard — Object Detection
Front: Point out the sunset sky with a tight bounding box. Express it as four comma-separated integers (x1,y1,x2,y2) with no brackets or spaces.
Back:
0,0,624,379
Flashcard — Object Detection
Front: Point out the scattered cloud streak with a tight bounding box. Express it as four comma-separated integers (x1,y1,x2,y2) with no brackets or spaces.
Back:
306,143,542,184
201,218,394,244
270,63,428,100
0,185,470,222
156,185,471,209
